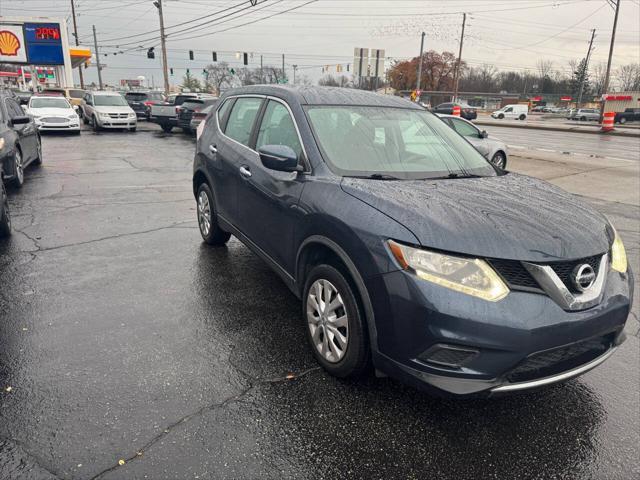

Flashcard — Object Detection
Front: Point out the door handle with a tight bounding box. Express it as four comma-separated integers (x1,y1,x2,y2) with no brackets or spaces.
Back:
239,166,252,178
209,144,217,154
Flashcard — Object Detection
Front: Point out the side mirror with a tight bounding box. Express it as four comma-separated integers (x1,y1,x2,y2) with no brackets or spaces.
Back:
73,105,80,111
258,145,302,172
21,105,28,112
10,116,31,126
480,130,488,138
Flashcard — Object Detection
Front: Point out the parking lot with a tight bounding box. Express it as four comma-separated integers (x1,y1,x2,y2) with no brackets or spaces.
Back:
1,126,638,479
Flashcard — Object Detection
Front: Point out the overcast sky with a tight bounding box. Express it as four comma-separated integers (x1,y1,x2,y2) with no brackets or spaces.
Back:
1,0,639,88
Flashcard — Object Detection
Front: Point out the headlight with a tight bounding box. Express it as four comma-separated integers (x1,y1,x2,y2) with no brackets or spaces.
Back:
128,113,136,118
610,226,627,273
99,112,110,118
68,114,78,120
388,240,509,301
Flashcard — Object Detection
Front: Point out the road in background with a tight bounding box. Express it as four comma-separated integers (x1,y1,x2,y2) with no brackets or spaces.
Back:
485,125,640,160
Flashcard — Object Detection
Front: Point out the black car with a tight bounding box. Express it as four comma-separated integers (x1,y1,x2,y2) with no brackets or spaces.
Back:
193,86,631,397
1,92,42,188
177,98,218,133
433,102,478,120
614,108,640,124
124,91,165,119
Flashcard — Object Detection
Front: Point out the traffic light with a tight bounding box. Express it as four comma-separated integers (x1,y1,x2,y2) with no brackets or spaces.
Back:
243,52,248,65
212,51,217,62
186,68,190,74
189,50,194,60
170,67,174,75
147,47,155,59
347,64,350,72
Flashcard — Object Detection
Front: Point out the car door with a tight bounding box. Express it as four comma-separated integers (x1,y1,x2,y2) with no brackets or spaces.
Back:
235,98,307,274
203,96,263,226
84,93,95,118
5,98,37,163
448,117,489,157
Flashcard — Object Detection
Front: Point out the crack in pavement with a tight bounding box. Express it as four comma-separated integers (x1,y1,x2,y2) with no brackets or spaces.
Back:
88,366,321,480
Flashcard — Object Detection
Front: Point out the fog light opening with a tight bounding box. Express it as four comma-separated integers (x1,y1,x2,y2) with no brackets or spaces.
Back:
417,344,479,368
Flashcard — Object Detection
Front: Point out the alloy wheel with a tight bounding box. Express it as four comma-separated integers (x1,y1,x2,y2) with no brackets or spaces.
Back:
306,279,349,363
15,150,23,184
491,152,506,169
197,190,211,236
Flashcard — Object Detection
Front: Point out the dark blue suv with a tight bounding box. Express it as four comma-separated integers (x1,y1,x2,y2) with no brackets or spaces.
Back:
193,86,632,397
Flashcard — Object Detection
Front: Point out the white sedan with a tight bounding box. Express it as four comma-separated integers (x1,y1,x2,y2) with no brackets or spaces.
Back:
26,95,81,134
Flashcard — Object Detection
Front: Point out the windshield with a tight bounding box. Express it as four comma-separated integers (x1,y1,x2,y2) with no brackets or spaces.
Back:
69,89,85,98
94,95,128,106
305,106,497,179
30,97,71,109
125,93,148,100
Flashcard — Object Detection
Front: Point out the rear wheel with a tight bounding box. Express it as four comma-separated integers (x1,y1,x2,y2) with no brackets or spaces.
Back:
196,183,230,246
619,117,627,124
161,124,173,133
11,149,24,188
580,116,587,121
518,114,526,120
303,264,370,378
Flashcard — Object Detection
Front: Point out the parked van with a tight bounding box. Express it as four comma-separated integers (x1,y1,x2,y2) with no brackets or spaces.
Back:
491,104,528,120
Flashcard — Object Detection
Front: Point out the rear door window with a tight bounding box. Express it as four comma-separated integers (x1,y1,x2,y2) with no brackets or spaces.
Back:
223,97,262,146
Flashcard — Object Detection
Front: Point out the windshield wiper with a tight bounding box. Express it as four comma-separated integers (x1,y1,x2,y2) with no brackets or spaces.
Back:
427,172,484,179
345,173,401,180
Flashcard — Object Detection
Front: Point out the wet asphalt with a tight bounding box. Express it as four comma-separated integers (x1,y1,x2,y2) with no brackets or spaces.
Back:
0,128,638,480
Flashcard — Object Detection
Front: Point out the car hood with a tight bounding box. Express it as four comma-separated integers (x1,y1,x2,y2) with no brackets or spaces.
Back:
341,173,611,262
29,107,75,117
93,105,134,114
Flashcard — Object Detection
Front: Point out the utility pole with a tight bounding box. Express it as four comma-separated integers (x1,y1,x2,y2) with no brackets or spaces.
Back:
282,54,285,83
577,28,596,107
600,0,621,122
154,0,170,96
415,31,425,93
70,0,84,88
92,25,103,89
452,13,466,102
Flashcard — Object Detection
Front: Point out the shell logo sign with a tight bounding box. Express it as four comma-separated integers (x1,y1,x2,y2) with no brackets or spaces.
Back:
0,24,27,63
0,30,21,56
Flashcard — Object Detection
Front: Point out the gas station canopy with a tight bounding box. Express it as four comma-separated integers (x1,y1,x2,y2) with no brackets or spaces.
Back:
70,47,92,68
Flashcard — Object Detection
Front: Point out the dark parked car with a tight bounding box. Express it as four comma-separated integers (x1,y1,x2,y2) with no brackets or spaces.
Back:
433,102,477,120
1,92,42,188
177,98,218,133
190,104,215,132
124,91,165,119
0,170,10,237
193,86,631,397
614,108,640,124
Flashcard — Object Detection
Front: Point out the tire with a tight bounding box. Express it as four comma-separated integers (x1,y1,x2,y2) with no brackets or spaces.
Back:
302,263,370,378
619,117,627,124
196,182,231,246
92,116,101,132
82,111,89,125
129,127,137,133
11,149,24,188
497,113,504,119
491,151,507,169
182,127,192,135
161,124,173,133
518,114,526,120
33,136,43,165
0,184,10,238
580,116,586,121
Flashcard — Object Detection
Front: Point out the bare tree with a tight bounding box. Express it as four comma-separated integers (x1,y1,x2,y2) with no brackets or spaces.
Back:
591,61,608,95
263,66,286,84
237,67,260,86
536,59,553,80
204,62,233,94
318,74,352,87
616,63,640,91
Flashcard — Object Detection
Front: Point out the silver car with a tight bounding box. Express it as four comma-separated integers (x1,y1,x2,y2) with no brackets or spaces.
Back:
568,108,600,121
81,91,137,132
437,114,508,168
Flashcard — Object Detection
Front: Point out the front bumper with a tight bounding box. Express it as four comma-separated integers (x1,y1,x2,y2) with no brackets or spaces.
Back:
96,117,137,129
36,121,80,132
368,267,632,396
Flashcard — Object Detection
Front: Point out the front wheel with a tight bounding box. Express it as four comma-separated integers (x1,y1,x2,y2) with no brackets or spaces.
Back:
92,116,101,132
0,184,10,237
129,127,137,133
33,136,43,165
519,114,526,120
491,151,507,169
303,264,370,378
619,117,627,124
196,183,231,246
497,113,504,119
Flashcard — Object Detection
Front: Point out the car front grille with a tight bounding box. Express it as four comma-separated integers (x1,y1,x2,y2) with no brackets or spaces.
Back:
488,254,605,293
41,117,67,123
506,334,613,383
108,113,128,119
